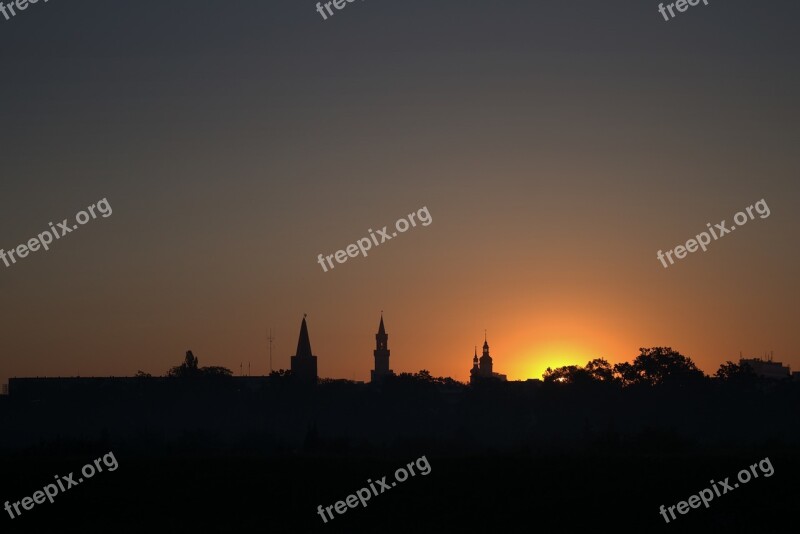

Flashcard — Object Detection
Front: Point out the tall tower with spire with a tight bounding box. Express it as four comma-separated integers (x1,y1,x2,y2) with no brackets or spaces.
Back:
471,346,480,376
470,331,506,384
290,315,318,384
479,333,493,375
371,313,394,383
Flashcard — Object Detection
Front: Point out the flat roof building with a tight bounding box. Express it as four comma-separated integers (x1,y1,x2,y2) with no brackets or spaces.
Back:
740,357,790,380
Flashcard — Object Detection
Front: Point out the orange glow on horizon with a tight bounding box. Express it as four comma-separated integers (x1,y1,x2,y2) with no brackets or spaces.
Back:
505,340,603,381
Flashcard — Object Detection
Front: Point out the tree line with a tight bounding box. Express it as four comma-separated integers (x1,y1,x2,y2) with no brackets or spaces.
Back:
542,346,759,386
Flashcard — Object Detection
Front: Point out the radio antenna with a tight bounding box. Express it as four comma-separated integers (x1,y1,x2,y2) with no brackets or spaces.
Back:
267,328,275,373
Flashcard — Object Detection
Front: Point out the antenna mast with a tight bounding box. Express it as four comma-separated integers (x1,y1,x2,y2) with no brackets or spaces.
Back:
267,328,275,374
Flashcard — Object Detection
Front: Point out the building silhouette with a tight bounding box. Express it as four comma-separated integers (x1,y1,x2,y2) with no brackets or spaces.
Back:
290,315,318,384
371,314,394,383
470,334,507,384
740,356,790,379
6,316,527,397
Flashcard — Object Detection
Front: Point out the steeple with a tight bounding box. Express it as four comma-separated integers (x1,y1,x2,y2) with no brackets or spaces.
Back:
296,315,313,358
375,313,389,355
376,313,388,350
371,312,393,383
479,332,493,374
290,314,318,384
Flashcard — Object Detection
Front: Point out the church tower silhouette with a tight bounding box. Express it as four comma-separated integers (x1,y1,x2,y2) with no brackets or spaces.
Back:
290,315,318,384
479,334,493,375
470,332,506,384
371,313,394,383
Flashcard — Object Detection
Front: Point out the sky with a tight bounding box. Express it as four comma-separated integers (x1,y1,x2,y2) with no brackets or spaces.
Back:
1,0,798,385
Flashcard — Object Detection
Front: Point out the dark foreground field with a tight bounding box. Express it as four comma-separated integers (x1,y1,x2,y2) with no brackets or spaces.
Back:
2,447,797,533
2,376,798,532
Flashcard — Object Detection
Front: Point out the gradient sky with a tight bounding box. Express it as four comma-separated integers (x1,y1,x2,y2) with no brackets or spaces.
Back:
1,0,798,385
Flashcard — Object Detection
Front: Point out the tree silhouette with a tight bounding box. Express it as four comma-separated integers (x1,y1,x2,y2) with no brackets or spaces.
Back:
167,350,231,378
268,369,292,379
585,358,615,382
715,360,757,384
168,351,200,378
613,347,705,386
543,358,616,384
543,365,589,384
200,366,233,377
415,370,433,382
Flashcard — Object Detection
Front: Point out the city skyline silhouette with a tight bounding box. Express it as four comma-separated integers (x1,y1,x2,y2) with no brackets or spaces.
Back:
2,2,799,390
1,0,798,531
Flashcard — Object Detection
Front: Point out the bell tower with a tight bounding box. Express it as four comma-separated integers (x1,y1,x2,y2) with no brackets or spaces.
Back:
371,313,393,382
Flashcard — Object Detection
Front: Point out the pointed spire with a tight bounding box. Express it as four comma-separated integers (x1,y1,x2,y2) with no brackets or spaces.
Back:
375,312,389,352
296,315,313,358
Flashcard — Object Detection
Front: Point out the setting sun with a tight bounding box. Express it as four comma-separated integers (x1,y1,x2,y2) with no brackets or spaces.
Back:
505,340,603,381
